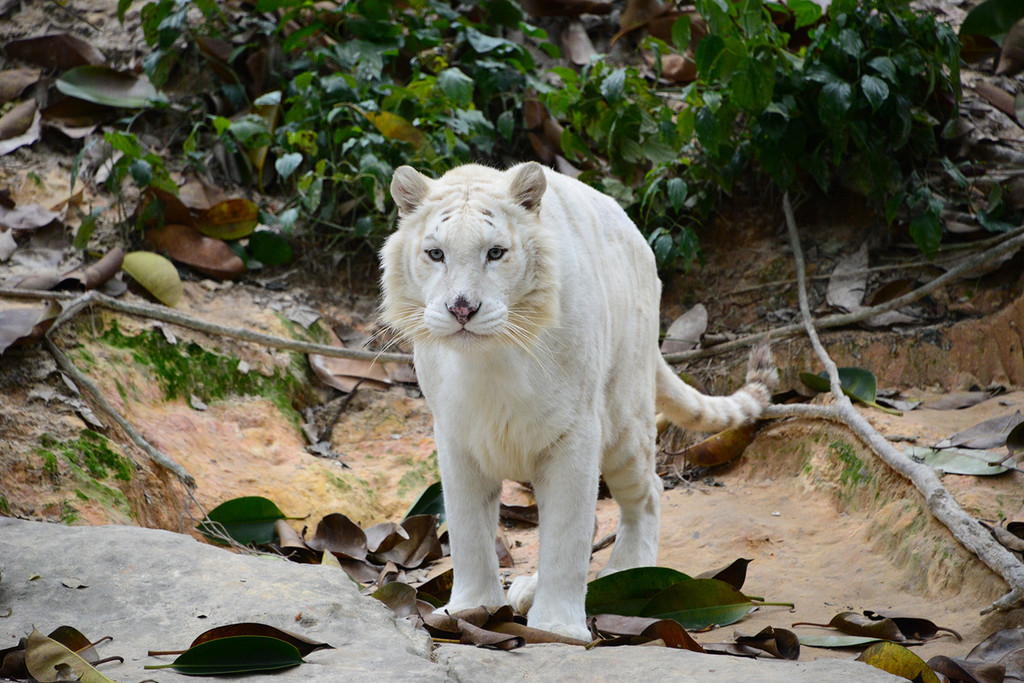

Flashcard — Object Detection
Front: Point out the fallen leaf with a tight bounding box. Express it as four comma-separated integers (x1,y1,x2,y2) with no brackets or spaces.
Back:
974,81,1017,119
856,641,940,683
180,623,332,657
861,611,961,641
799,367,902,415
56,66,161,108
146,636,304,676
660,423,761,471
23,628,114,683
696,558,753,592
196,198,259,240
923,391,994,410
309,353,391,392
826,243,868,312
0,99,38,140
793,612,905,642
927,655,1004,683
372,582,419,618
56,247,124,290
122,251,183,307
564,21,596,66
997,19,1024,76
145,223,245,279
586,566,692,617
273,519,319,563
364,521,410,554
639,579,760,630
197,496,288,546
178,178,228,211
4,33,105,69
496,531,514,568
0,103,40,155
0,68,40,104
0,202,60,230
935,411,1024,449
404,481,445,523
979,521,1024,553
499,503,538,526
966,628,1024,679
734,626,800,660
305,513,369,561
798,634,884,648
247,230,293,266
416,568,453,605
0,301,61,354
903,446,1012,476
660,303,707,354
590,614,704,651
375,514,444,569
137,187,194,228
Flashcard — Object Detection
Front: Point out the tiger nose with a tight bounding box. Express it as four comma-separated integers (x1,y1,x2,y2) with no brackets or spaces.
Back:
448,296,479,325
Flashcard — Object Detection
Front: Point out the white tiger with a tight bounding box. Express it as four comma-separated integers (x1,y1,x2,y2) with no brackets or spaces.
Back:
380,162,775,640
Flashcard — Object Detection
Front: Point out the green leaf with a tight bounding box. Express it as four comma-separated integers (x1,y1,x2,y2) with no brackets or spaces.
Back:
867,56,897,83
404,480,445,522
117,0,132,22
902,446,1012,476
798,368,902,415
248,231,293,266
960,0,1024,41
856,641,941,683
799,634,884,648
671,15,691,52
197,495,287,545
667,177,688,211
909,210,942,260
275,152,303,181
129,158,152,187
56,66,161,108
600,68,626,103
586,567,692,617
147,636,304,676
860,75,889,112
818,81,853,129
638,578,756,630
438,68,474,107
252,90,281,106
788,0,822,29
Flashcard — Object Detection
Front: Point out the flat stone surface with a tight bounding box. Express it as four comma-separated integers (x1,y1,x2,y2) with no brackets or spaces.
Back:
0,518,901,682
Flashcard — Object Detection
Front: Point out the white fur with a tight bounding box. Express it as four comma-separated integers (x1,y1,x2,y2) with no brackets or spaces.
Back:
380,162,774,640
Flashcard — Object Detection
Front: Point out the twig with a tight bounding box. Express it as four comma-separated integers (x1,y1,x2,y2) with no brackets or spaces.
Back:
592,532,615,554
781,192,1024,616
43,337,196,489
0,288,414,364
663,225,1024,363
318,378,365,443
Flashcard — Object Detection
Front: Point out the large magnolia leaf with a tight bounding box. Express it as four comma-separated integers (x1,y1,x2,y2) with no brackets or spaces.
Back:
146,636,304,676
638,578,758,630
305,513,368,561
589,614,704,651
798,634,883,648
145,223,245,279
585,567,692,617
856,641,940,683
799,367,901,415
903,446,1012,476
4,33,105,69
121,251,183,307
935,411,1024,450
197,496,287,545
404,481,445,522
196,199,259,240
56,66,161,108
23,628,114,683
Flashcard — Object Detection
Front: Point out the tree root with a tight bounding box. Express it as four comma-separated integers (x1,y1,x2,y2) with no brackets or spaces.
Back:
780,192,1024,616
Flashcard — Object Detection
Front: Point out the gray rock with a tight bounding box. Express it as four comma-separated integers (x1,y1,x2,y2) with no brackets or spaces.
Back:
0,518,901,682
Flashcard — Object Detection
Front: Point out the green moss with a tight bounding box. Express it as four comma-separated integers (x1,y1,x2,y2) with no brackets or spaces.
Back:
59,502,79,525
0,495,9,515
36,448,59,476
829,439,871,489
67,430,134,482
397,452,440,498
96,319,309,426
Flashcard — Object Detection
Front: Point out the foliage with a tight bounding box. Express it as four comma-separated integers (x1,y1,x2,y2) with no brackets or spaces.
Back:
124,0,556,247
544,0,962,265
121,0,963,268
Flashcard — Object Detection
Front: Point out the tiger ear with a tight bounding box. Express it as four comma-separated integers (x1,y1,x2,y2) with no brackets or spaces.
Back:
391,166,432,215
509,162,546,212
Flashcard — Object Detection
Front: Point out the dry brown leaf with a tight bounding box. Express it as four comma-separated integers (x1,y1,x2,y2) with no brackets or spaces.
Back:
178,179,229,211
309,353,391,392
304,513,369,561
57,247,124,290
0,301,61,354
997,19,1024,77
0,100,40,155
0,68,40,105
495,531,514,568
4,33,105,70
564,21,596,66
659,422,761,471
661,303,707,354
0,203,61,231
973,81,1017,120
41,97,114,138
145,223,246,279
591,614,704,651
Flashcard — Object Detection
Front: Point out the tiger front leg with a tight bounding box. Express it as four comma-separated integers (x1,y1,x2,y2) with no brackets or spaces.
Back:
437,445,506,614
511,428,600,642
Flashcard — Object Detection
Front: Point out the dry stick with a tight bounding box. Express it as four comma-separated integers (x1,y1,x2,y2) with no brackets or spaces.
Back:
0,288,415,364
663,225,1024,363
781,192,1024,615
43,336,197,490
